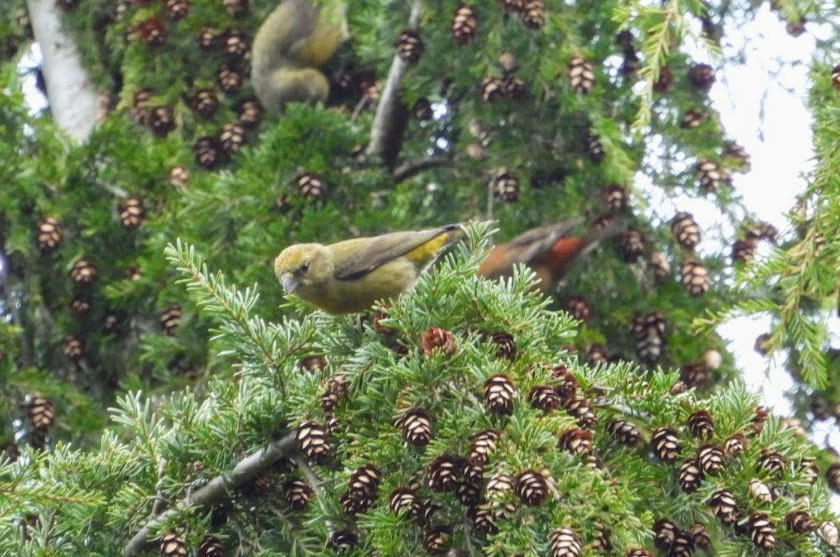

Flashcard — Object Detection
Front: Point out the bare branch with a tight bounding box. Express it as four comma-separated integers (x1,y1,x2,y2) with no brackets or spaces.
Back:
366,0,423,168
26,0,100,141
392,156,456,182
123,433,297,557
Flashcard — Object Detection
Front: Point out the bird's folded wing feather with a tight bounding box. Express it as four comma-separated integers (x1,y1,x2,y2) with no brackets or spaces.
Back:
334,225,458,280
507,217,584,265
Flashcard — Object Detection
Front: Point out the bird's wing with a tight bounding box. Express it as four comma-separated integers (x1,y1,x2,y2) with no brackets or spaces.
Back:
506,217,585,265
334,224,462,280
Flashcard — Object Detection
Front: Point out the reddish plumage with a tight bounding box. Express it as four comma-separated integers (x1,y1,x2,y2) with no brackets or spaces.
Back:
477,218,622,293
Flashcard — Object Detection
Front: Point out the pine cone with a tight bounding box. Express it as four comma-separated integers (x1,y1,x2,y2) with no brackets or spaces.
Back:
396,407,433,447
159,532,187,557
221,27,249,58
283,478,313,510
193,136,223,169
28,395,55,431
568,56,595,94
196,535,223,557
294,172,327,200
70,258,97,285
671,212,700,250
602,184,627,211
328,530,359,551
389,487,419,516
748,477,773,503
687,410,714,438
557,428,593,455
218,123,245,155
527,386,561,413
483,374,515,414
696,444,724,475
237,98,262,128
688,63,715,91
492,167,519,202
745,512,775,551
35,216,63,252
488,330,516,359
708,488,739,524
647,251,670,280
421,327,458,356
584,132,604,162
395,29,424,63
196,27,217,50
619,228,645,262
695,160,731,191
61,335,84,360
757,448,785,477
486,472,514,499
564,396,597,428
653,66,673,93
119,197,145,229
168,165,189,187
680,108,704,129
423,525,451,554
548,527,581,557
651,426,681,463
469,429,500,464
216,64,243,93
164,0,189,21
148,105,176,137
427,454,463,492
520,0,545,30
677,458,703,492
606,418,642,447
732,238,757,263
653,518,678,549
669,532,694,557
515,468,549,505
451,5,477,44
564,296,591,321
689,523,710,550
159,303,182,335
678,362,708,388
296,421,331,463
818,520,839,547
786,511,817,534
135,17,166,47
679,260,709,296
722,140,751,171
221,0,248,14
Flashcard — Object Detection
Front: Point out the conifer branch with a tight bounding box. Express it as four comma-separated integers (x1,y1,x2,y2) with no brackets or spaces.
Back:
123,432,297,557
164,240,315,393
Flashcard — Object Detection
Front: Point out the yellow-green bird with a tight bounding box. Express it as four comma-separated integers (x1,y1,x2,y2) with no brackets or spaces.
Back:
274,224,465,314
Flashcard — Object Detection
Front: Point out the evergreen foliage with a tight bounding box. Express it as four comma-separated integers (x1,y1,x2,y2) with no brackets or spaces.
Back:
0,0,839,554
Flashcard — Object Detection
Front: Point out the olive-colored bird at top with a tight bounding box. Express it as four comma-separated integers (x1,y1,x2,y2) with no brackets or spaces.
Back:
274,224,465,314
477,217,623,293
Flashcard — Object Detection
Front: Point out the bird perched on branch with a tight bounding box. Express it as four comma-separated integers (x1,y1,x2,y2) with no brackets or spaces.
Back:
477,217,623,293
274,224,464,314
251,0,348,113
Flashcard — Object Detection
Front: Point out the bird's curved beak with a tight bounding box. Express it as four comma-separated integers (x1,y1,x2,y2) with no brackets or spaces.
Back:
279,273,298,294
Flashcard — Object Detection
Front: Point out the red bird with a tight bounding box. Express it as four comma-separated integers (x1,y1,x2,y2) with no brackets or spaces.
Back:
477,217,623,293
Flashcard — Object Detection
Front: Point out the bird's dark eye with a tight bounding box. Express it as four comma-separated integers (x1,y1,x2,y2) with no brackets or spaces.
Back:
299,261,310,273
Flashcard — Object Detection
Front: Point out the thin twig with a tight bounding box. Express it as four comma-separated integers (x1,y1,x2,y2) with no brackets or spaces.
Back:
291,454,335,534
366,0,423,165
123,433,297,557
392,156,456,182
